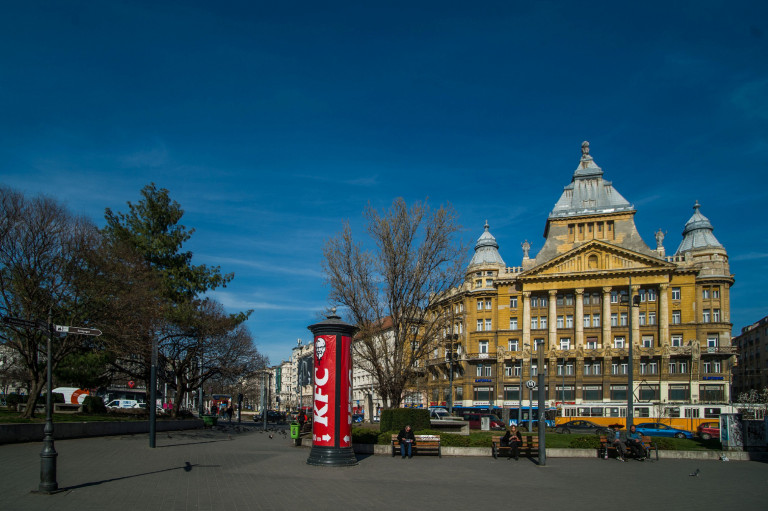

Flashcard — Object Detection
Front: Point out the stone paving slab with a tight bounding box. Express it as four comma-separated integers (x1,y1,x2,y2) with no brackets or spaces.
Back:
1,426,767,511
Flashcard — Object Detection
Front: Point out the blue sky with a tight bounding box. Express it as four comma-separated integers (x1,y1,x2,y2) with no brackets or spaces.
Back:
2,1,767,364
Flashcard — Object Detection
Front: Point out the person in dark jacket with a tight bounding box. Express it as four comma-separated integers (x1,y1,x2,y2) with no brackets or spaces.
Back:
502,425,523,460
397,425,416,459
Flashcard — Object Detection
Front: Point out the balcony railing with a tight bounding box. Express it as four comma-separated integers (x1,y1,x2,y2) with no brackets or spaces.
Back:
465,352,496,361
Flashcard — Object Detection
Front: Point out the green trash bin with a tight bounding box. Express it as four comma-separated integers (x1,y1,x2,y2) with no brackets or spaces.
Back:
290,422,300,439
202,415,218,428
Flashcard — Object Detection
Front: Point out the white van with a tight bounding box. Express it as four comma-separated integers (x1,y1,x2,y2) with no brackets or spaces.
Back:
106,399,139,409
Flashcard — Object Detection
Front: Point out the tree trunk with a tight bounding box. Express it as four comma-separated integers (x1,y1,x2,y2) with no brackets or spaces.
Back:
172,382,189,419
22,378,46,419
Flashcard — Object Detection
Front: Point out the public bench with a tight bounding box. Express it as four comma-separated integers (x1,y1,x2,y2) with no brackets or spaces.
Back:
599,435,658,461
491,435,539,459
391,434,442,457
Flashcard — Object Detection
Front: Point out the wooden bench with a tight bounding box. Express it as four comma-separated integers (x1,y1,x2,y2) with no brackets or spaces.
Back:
391,434,442,457
599,435,658,461
491,435,539,459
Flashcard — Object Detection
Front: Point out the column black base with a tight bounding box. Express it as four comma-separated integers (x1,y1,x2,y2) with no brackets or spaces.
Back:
306,446,358,467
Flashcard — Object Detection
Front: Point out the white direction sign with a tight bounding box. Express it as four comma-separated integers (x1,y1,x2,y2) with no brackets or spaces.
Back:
55,325,102,336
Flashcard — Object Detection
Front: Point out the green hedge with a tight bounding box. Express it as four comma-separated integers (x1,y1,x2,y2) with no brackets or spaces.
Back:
380,408,430,433
569,435,601,449
82,395,106,414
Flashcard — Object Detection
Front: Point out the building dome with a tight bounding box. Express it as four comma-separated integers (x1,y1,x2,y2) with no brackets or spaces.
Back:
468,221,506,268
675,201,723,255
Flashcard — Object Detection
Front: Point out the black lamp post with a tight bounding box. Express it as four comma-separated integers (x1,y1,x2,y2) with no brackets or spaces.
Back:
621,278,641,430
39,310,58,493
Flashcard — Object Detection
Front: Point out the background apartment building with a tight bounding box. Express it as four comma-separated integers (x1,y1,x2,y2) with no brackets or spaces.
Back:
732,315,768,396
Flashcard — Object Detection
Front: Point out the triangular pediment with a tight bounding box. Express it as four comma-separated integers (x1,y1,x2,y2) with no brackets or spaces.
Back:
520,240,674,278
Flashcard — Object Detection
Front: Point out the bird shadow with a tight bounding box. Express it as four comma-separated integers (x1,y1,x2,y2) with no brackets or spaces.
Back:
57,461,220,491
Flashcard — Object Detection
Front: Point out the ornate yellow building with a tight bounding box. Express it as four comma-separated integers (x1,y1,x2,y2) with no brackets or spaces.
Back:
421,142,735,419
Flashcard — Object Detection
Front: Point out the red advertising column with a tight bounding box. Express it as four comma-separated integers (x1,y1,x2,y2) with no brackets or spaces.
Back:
306,310,358,467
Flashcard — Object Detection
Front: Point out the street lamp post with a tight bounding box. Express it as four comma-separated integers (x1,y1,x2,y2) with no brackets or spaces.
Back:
518,342,525,428
622,278,640,430
39,310,58,493
448,334,456,414
528,343,535,432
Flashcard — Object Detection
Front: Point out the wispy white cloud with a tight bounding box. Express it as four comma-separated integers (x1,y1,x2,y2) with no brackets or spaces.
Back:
207,290,326,313
199,255,324,278
733,252,768,261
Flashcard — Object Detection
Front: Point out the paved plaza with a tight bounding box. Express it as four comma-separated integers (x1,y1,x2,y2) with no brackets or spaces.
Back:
1,425,767,511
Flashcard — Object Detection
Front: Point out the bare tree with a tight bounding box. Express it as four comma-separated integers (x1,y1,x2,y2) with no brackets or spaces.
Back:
159,299,266,417
0,187,103,417
322,198,465,408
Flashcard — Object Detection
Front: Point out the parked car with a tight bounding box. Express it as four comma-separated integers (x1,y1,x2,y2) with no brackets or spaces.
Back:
372,415,380,423
697,422,720,440
106,399,139,409
430,409,462,421
635,422,694,439
253,410,285,423
554,420,607,435
461,412,505,430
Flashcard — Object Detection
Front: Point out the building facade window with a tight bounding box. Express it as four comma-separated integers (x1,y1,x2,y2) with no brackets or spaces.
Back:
508,339,519,351
583,385,602,401
707,334,719,348
713,309,720,322
479,341,489,354
477,299,483,310
540,316,547,329
510,297,518,308
592,314,600,327
672,310,681,324
566,315,574,328
703,309,710,323
557,316,564,328
620,312,628,326
610,385,627,400
671,287,681,300
648,312,656,325
510,317,518,330
642,335,653,348
477,319,483,331
485,319,492,331
485,299,492,310
671,334,682,347
583,315,591,328
611,313,618,326
560,338,571,350
614,337,625,348
531,317,538,329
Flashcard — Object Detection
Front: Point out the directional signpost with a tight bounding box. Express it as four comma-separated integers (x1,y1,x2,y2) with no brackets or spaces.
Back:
2,315,101,493
55,325,102,336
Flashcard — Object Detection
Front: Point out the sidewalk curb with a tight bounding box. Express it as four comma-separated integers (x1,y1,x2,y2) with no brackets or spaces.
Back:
0,419,204,444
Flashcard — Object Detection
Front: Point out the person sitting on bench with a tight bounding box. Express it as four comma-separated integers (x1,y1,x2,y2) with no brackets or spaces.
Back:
625,424,646,460
609,424,628,462
502,425,523,460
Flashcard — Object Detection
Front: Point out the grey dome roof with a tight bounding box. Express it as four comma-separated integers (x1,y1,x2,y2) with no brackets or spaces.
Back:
675,201,723,254
468,221,506,268
549,141,634,219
